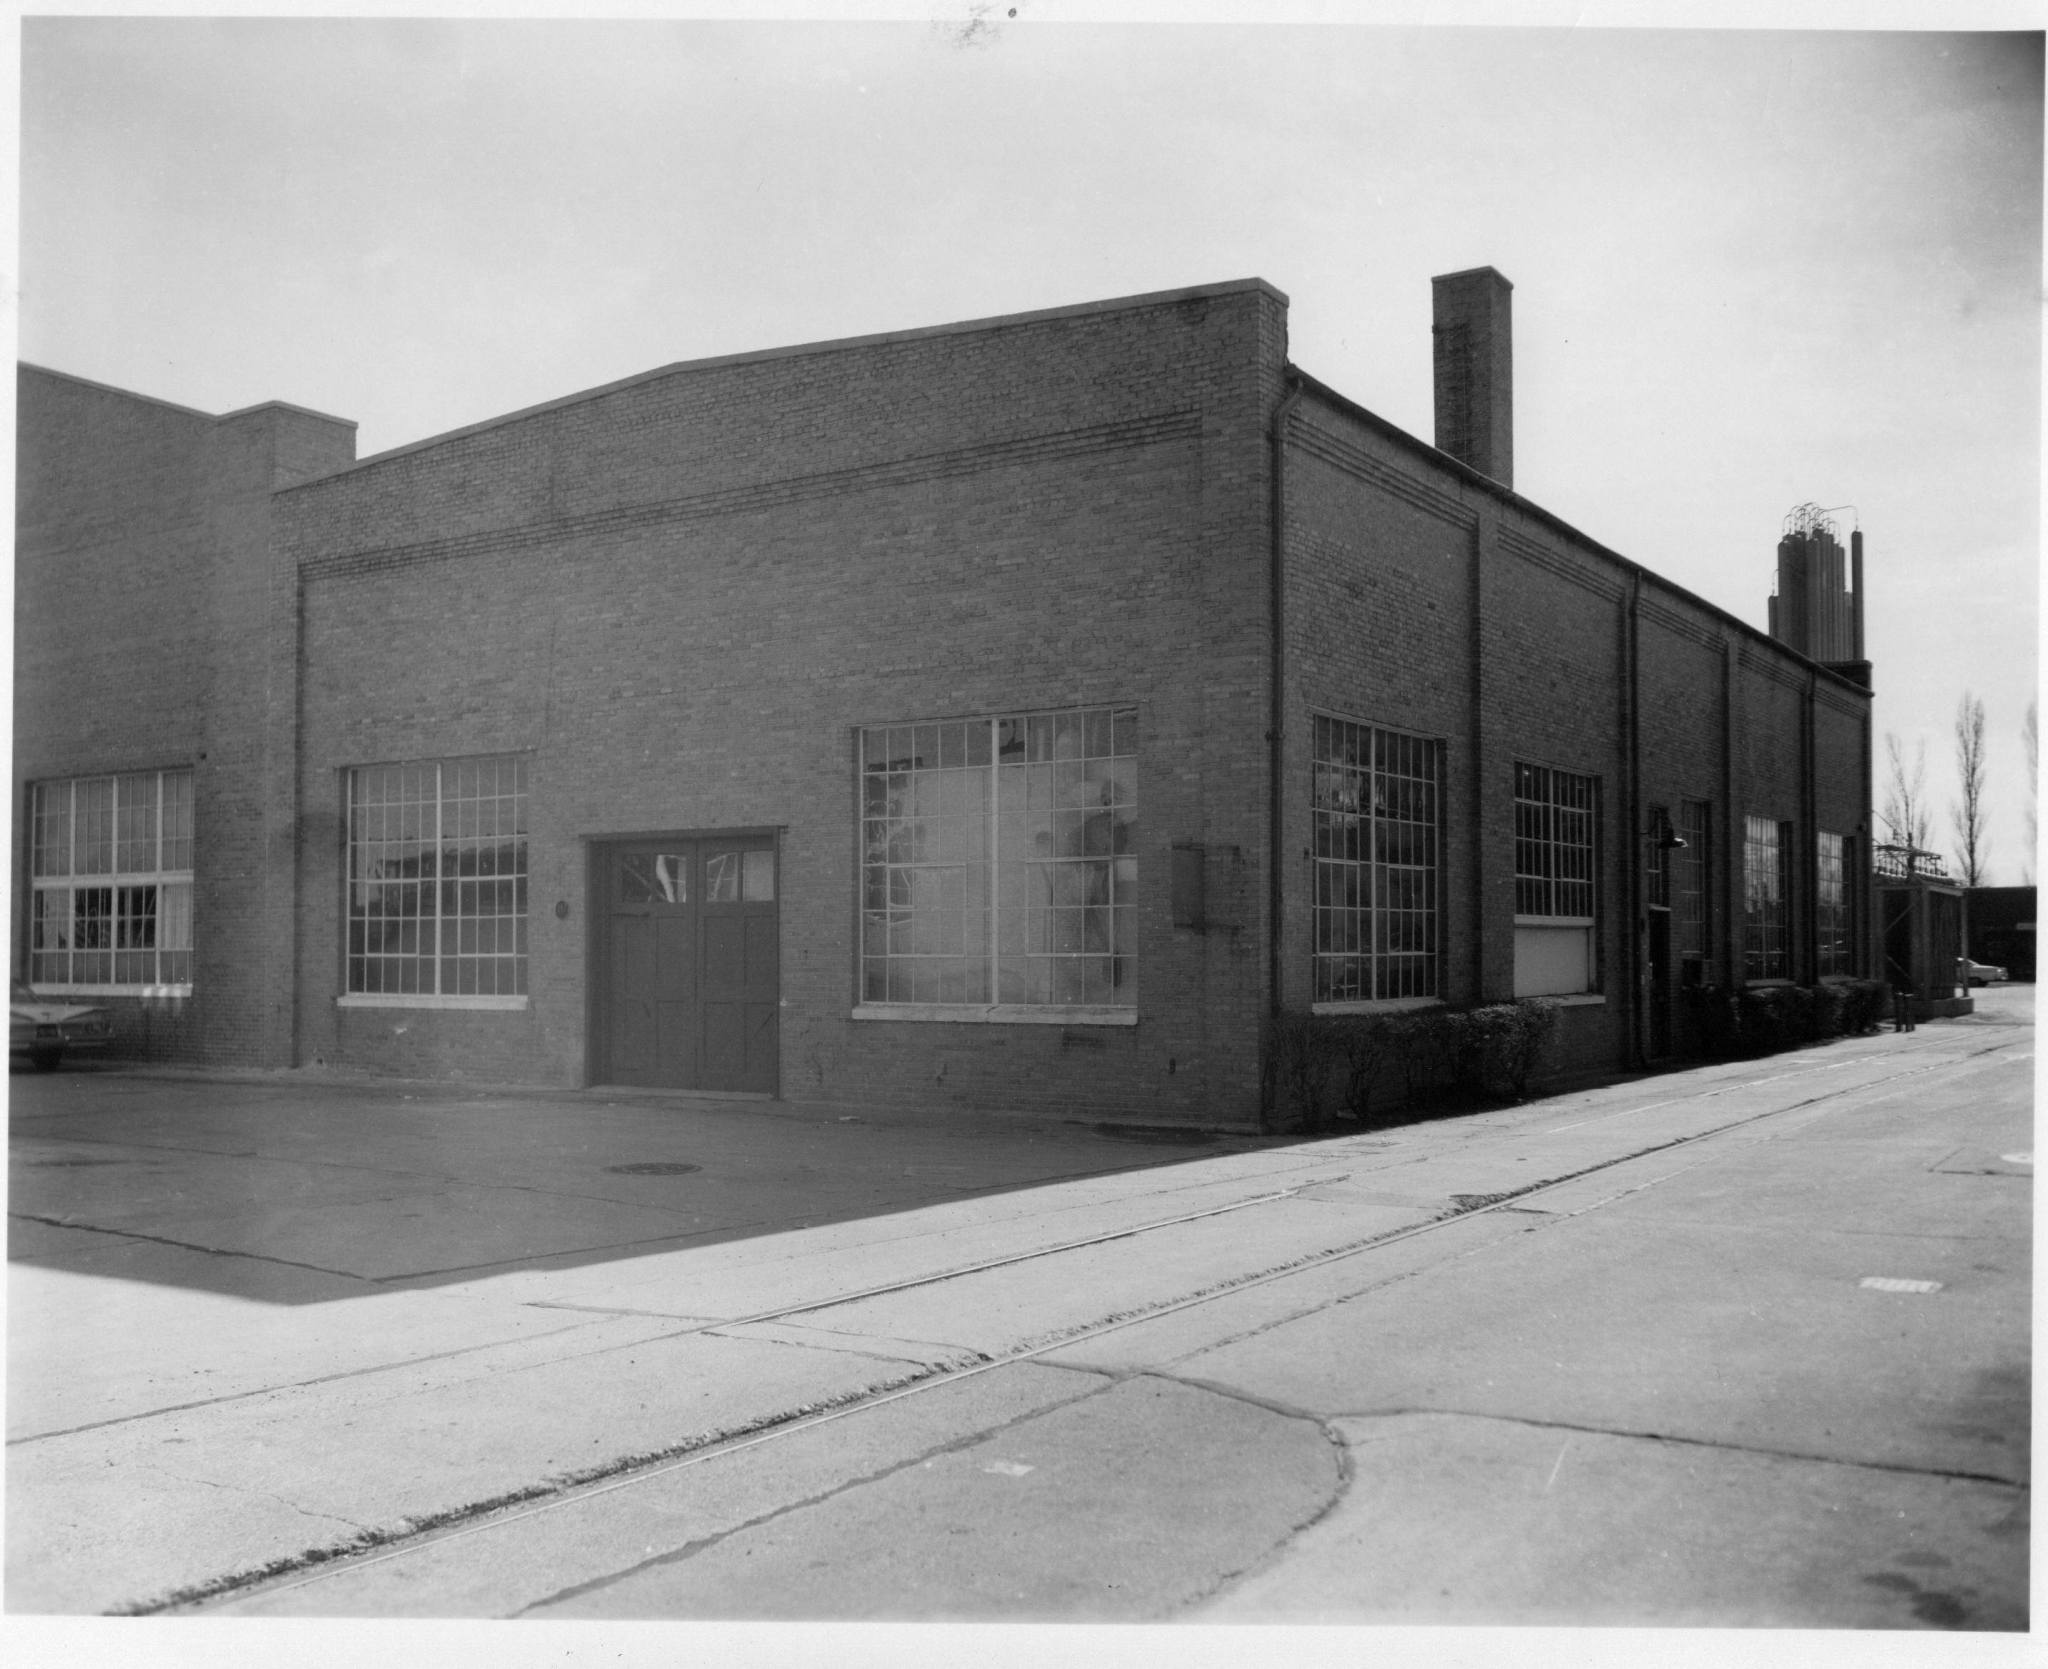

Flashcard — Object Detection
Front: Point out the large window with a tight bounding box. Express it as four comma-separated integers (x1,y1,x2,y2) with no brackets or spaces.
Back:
1676,798,1711,977
346,756,529,998
1514,763,1599,996
1312,715,1442,1004
1817,829,1850,977
29,770,194,992
859,707,1136,1012
1743,814,1791,981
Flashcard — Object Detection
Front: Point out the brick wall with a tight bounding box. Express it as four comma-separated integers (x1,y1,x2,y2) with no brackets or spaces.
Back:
19,277,1872,1115
13,367,355,1064
279,282,1288,1125
1279,380,1873,1086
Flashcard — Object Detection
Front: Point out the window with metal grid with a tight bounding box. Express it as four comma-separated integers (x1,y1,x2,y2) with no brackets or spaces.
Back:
1676,799,1711,965
1513,763,1599,997
346,755,529,997
1816,829,1850,977
29,770,194,992
1743,814,1791,981
1645,804,1675,911
1514,764,1596,921
1312,715,1442,1004
860,707,1136,1009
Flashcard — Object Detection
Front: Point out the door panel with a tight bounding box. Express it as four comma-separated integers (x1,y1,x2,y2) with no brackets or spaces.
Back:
597,837,777,1093
1647,908,1673,1059
699,847,779,1093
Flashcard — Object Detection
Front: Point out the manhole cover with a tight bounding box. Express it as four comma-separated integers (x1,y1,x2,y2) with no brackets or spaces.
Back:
606,1162,701,1177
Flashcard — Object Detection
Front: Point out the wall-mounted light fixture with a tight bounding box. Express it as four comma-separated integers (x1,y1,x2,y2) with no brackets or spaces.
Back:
1646,807,1687,851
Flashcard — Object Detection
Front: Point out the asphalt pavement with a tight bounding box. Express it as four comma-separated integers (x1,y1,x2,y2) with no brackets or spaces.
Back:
5,988,2033,1661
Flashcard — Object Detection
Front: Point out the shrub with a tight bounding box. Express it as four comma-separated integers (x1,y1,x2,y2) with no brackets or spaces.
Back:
1331,1013,1393,1123
1262,999,1562,1131
1262,1009,1340,1132
1681,983,1741,1057
1807,980,1848,1040
1834,978,1892,1035
1479,999,1560,1100
1398,1006,1467,1106
1686,977,1894,1059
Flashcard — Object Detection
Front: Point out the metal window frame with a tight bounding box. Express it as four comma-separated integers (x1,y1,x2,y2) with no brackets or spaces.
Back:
1816,827,1848,978
1675,798,1712,963
26,769,195,994
1311,713,1444,1005
1743,813,1792,981
1513,762,1599,926
344,754,530,999
857,705,1138,1012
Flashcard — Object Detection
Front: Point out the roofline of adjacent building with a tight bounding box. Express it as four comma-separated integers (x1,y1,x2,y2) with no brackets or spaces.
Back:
281,276,1291,489
1285,366,1874,701
19,360,358,432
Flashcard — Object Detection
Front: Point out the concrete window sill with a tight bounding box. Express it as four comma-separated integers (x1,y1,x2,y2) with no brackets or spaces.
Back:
851,1003,1137,1027
336,994,530,1011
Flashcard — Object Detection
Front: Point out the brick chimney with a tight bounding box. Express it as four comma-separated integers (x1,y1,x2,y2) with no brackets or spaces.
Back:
1431,266,1514,489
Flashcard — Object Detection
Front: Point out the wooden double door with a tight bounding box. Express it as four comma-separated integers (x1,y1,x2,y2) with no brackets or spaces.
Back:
594,835,779,1093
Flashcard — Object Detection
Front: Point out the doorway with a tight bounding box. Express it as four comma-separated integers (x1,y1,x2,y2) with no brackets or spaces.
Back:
593,835,779,1092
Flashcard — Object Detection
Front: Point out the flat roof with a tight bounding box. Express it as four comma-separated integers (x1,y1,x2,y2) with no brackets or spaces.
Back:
19,361,357,432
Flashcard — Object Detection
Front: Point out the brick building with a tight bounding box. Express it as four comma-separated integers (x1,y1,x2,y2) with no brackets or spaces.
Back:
14,269,1877,1126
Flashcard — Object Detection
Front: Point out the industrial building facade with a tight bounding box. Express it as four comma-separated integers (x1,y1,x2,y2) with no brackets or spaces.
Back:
13,271,1877,1126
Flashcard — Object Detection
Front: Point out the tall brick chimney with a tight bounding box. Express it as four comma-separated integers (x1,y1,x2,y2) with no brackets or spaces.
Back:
1431,266,1514,489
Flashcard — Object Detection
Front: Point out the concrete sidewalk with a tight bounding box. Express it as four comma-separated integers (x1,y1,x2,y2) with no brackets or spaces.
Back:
6,999,2031,1614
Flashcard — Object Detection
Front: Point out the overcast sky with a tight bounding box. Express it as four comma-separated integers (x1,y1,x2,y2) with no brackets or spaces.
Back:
17,8,2043,883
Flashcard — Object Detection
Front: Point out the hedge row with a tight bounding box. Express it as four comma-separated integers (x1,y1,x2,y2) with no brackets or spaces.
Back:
1263,977,1897,1133
1682,978,1893,1057
1262,1000,1562,1133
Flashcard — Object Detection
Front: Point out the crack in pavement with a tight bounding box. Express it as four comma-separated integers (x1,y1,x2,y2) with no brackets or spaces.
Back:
507,1365,1121,1616
144,1465,375,1536
701,1322,980,1369
7,1211,376,1285
1317,1406,2030,1491
123,1359,971,1616
8,1312,635,1446
1124,1369,1359,1617
102,1042,1996,1616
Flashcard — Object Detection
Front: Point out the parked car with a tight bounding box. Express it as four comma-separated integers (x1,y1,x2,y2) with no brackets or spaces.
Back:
1958,958,2008,987
10,981,111,1070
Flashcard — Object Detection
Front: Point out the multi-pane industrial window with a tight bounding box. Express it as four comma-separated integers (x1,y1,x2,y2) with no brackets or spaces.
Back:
1513,763,1598,996
1676,799,1711,971
346,756,529,997
1743,814,1791,981
1311,716,1441,1004
1645,805,1672,910
860,707,1136,1009
29,770,194,991
1817,829,1850,977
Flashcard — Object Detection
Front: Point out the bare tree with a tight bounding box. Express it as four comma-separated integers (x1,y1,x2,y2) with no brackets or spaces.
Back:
1950,693,1989,886
2025,698,2038,887
1882,731,1932,856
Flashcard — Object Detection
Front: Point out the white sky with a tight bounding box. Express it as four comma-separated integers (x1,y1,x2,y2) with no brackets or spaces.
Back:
15,5,2044,883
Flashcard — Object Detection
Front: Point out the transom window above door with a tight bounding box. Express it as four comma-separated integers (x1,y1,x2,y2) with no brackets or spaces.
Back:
619,852,691,905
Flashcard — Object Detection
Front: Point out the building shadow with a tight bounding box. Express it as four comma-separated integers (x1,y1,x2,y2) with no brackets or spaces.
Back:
7,1067,1307,1308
